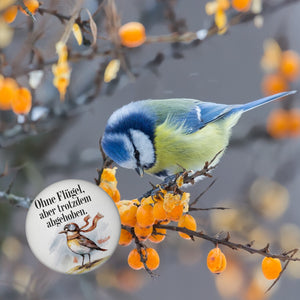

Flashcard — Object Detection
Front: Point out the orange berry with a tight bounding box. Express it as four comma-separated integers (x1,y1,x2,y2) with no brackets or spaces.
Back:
207,247,227,274
3,6,18,23
266,108,290,139
0,77,18,110
261,257,282,280
100,183,120,202
117,200,138,227
136,204,155,228
148,228,166,243
112,189,121,202
232,0,252,11
134,224,153,241
119,229,132,246
153,201,168,221
144,248,160,270
128,248,143,270
288,109,300,137
118,22,146,48
177,214,197,240
11,87,32,115
166,204,184,222
19,0,39,15
101,168,117,182
261,73,289,96
280,50,300,81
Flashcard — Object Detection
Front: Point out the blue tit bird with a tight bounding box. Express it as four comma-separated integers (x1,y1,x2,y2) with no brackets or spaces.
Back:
101,91,296,179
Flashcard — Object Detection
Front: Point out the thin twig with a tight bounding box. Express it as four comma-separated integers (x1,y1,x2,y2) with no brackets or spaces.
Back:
0,190,32,208
94,137,114,185
190,179,217,207
189,206,230,211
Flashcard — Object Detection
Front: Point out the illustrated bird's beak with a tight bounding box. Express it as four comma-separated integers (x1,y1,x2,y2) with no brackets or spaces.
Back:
135,166,144,177
59,230,67,234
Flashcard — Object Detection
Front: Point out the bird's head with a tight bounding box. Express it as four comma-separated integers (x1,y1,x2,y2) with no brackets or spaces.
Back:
59,223,80,234
101,102,156,176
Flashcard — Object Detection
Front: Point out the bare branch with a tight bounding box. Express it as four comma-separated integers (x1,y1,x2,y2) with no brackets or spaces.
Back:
0,190,32,208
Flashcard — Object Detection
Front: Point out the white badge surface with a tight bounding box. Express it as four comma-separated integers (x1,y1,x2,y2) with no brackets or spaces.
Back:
26,179,121,274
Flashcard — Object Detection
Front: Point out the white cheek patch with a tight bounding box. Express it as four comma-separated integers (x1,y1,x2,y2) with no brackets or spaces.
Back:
130,129,155,167
115,134,136,169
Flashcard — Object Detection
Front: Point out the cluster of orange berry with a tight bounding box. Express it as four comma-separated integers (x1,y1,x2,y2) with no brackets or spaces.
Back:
261,39,300,96
99,168,197,271
0,76,32,115
261,39,300,138
118,192,197,271
2,0,39,24
266,108,300,139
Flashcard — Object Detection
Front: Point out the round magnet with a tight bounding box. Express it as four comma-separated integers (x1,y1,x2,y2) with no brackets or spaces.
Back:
26,179,121,274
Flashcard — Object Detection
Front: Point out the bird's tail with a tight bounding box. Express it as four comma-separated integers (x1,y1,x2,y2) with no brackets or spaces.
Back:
236,91,296,113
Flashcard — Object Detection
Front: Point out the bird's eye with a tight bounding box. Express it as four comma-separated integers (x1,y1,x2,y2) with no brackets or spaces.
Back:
69,224,76,231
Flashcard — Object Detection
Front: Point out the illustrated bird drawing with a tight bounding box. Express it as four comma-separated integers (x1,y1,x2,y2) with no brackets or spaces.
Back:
59,221,107,266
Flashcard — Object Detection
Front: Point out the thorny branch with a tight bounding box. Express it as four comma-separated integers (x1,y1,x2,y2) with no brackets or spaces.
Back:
131,227,158,277
140,150,221,201
154,224,300,262
117,152,300,291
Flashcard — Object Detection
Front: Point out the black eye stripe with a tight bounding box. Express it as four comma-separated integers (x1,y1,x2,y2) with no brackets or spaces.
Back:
134,148,140,162
128,133,141,165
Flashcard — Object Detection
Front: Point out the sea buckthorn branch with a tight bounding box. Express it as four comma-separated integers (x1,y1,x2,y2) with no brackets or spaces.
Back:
131,226,158,277
145,0,300,46
140,151,221,201
155,223,300,262
95,138,114,185
37,7,73,23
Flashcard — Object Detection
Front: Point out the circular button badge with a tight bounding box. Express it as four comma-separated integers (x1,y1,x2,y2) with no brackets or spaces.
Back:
26,179,121,274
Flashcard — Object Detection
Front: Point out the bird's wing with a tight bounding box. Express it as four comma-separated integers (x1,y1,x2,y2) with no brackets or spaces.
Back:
77,235,104,250
145,99,232,134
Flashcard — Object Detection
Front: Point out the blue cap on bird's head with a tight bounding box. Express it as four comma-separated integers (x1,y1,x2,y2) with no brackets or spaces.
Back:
101,101,157,176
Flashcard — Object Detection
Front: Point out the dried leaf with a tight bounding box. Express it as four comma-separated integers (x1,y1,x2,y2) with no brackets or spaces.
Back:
72,23,83,45
104,59,120,83
85,8,97,47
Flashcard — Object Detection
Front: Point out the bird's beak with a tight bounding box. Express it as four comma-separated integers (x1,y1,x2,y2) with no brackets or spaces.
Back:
59,230,67,234
135,166,144,177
